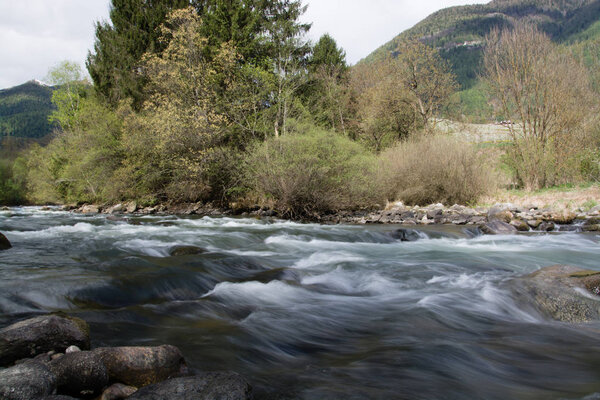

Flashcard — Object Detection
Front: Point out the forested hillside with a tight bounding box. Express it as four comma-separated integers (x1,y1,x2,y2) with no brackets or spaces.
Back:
0,81,56,141
367,0,600,90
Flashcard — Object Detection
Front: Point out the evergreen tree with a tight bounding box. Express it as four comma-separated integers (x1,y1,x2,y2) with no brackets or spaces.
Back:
86,0,189,108
264,0,311,136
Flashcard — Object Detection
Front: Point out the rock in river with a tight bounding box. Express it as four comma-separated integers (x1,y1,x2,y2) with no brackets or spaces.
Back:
0,232,11,250
49,351,109,398
511,265,600,323
480,220,518,235
128,372,253,400
92,345,188,387
0,361,57,400
0,314,90,367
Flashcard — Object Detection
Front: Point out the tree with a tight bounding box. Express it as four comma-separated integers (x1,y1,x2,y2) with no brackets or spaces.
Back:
306,34,350,134
483,23,595,189
264,0,311,137
45,61,89,132
394,40,458,130
86,0,189,108
117,7,237,202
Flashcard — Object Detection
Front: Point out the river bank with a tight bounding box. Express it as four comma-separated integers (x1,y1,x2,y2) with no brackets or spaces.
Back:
54,199,600,233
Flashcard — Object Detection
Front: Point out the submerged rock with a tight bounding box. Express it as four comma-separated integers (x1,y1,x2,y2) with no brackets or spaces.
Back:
92,345,188,387
127,372,253,400
169,245,206,257
49,351,109,398
511,265,600,323
0,314,90,367
390,228,422,242
0,232,11,250
479,220,517,235
0,362,57,400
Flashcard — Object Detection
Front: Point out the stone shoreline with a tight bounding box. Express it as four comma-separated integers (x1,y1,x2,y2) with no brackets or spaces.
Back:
63,201,600,233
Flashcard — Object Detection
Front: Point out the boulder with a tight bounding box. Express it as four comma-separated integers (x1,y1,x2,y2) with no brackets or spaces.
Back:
0,314,90,367
49,351,109,398
582,224,600,232
510,265,600,323
510,219,530,232
127,372,253,400
92,345,188,387
99,383,138,400
549,210,577,224
479,220,518,235
538,221,556,232
106,204,124,214
125,202,138,214
390,228,422,242
0,362,57,400
80,205,100,214
0,232,11,250
169,245,206,257
526,219,543,229
488,205,514,223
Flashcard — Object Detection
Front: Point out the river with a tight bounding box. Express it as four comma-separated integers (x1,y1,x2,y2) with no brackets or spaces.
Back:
1,207,600,399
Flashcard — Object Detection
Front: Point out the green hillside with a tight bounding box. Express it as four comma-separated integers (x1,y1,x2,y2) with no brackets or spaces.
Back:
366,0,600,90
0,80,56,141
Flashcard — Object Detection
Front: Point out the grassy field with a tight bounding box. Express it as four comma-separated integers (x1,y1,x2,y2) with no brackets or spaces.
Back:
480,184,600,211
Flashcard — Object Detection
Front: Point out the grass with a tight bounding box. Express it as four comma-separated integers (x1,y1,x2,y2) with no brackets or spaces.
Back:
480,183,600,210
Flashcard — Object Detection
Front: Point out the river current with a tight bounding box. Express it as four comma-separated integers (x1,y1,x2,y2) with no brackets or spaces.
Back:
1,207,600,399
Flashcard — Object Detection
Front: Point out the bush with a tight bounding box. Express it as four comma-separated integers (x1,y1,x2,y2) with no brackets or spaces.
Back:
0,158,27,205
245,127,384,216
381,134,497,205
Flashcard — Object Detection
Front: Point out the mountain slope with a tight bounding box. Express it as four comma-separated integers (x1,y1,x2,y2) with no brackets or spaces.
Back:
366,0,600,89
0,80,56,141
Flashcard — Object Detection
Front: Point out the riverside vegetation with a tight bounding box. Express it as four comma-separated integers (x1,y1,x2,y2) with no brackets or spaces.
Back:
0,0,599,218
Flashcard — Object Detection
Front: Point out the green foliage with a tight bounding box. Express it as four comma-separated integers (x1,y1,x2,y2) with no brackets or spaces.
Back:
381,134,497,206
0,81,56,142
0,158,27,205
245,127,384,216
86,0,190,108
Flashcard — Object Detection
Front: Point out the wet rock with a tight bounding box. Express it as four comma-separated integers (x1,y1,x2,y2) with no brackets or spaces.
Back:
510,219,530,232
479,220,517,235
584,217,600,226
0,314,90,367
42,396,80,400
390,228,422,242
0,232,11,250
127,372,253,400
511,265,600,323
49,351,108,398
99,383,138,400
582,224,600,232
169,245,206,257
538,221,556,232
92,345,188,387
0,362,57,400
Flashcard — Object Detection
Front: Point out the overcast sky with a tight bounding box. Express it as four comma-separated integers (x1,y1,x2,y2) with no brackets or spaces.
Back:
0,0,488,89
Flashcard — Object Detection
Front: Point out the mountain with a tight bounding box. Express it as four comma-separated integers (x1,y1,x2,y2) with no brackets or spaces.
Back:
366,0,600,90
0,80,56,142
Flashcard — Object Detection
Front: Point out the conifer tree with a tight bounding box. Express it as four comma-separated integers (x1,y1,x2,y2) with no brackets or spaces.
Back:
86,0,189,108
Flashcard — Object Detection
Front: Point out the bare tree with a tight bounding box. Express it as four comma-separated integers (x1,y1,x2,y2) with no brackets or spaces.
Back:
483,23,595,189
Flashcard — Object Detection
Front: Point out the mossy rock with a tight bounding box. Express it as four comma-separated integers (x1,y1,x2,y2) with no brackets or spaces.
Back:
510,265,600,323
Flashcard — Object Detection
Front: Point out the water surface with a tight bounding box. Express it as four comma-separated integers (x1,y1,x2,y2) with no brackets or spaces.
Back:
1,207,600,399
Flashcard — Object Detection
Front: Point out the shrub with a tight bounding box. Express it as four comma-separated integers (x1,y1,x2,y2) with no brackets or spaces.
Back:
245,127,384,216
381,134,497,205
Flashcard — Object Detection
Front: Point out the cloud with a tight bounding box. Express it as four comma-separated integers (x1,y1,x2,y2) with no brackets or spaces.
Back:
0,0,487,88
0,0,110,89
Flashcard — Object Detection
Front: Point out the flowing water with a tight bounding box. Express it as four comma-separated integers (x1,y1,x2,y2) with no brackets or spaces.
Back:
2,207,600,399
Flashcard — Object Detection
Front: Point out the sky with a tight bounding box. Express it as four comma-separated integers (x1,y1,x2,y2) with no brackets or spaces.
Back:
0,0,488,89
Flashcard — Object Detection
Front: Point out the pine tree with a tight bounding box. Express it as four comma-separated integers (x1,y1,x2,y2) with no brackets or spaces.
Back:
86,0,189,108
